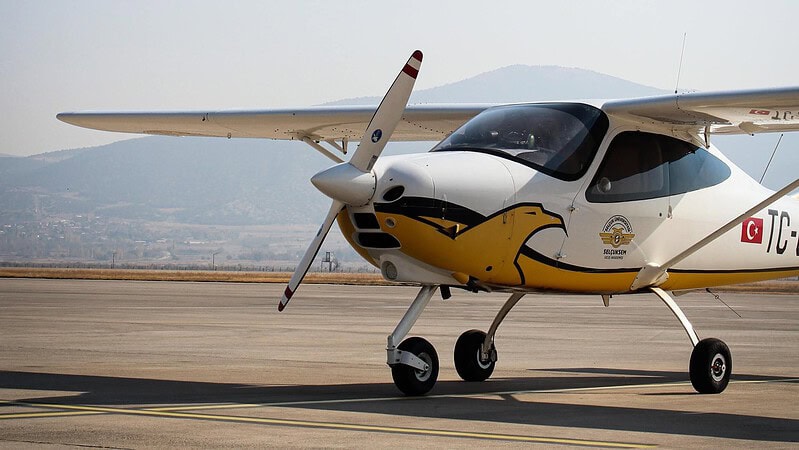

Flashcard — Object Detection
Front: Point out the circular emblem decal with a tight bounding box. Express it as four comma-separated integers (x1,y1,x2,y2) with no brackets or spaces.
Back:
599,215,635,249
371,129,383,143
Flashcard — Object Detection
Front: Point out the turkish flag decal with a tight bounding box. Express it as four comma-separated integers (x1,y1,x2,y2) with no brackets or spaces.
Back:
741,217,763,244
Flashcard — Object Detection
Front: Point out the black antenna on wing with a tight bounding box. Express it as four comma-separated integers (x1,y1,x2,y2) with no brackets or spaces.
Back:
759,133,784,184
674,32,687,94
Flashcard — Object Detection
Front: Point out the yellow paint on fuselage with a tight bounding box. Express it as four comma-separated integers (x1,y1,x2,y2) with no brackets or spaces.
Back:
662,269,799,291
514,254,637,293
347,203,798,293
510,247,798,293
376,204,563,286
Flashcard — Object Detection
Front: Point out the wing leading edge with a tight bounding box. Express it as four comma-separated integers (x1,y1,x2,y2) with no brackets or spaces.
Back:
603,86,799,135
56,104,491,142
59,87,799,142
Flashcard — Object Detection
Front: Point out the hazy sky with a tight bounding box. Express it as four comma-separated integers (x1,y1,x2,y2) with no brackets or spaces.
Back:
2,0,798,156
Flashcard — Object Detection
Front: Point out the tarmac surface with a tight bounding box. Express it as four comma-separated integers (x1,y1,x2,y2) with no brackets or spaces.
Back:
0,278,797,448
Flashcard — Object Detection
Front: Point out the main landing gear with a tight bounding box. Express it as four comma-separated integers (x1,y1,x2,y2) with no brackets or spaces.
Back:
652,287,731,394
386,285,731,396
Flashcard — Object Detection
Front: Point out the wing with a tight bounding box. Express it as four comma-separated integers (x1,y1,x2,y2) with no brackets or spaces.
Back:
56,104,491,142
603,86,799,135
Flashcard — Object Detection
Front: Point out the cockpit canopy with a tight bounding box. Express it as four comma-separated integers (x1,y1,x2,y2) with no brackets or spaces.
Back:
431,103,609,181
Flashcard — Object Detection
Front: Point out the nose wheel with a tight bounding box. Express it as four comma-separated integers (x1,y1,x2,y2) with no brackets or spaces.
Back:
391,337,439,396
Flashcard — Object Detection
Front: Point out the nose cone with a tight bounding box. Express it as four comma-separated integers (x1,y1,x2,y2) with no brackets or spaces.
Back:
311,163,376,206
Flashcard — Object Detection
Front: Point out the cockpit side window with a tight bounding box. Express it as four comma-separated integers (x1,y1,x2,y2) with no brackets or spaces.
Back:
431,103,609,181
586,131,731,203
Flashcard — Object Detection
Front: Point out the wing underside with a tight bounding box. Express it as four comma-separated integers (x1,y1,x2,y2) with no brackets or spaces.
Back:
603,86,799,135
56,105,491,142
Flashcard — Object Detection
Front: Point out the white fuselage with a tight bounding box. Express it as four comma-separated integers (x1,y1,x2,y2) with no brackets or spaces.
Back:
337,107,799,293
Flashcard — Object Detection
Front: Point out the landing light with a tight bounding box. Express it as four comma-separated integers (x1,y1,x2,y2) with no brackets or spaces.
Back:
382,261,399,280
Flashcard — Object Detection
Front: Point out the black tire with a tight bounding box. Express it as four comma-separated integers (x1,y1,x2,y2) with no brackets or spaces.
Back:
391,337,438,396
689,338,732,394
454,329,495,382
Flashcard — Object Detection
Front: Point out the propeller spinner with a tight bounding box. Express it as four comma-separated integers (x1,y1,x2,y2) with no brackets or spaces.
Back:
278,50,423,311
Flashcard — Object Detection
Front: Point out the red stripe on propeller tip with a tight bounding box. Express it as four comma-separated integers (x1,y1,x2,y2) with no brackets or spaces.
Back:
403,50,422,79
403,64,419,79
278,287,293,311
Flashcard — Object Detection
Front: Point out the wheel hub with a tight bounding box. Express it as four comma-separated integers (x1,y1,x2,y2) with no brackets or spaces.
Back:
414,352,433,381
711,353,727,382
475,349,492,370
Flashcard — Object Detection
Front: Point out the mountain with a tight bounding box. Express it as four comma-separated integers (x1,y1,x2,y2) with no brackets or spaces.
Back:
0,137,334,225
327,65,666,105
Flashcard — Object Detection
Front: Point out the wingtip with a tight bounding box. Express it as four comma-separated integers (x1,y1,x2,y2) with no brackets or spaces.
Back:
412,50,423,62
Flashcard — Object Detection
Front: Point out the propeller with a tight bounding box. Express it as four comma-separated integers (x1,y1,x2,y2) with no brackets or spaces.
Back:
278,50,423,311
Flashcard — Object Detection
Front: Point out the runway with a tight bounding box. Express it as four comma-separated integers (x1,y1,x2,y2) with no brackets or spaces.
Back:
0,279,797,448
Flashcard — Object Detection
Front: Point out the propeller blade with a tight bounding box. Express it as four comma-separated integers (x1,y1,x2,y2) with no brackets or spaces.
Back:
278,51,423,311
348,50,422,172
278,200,344,311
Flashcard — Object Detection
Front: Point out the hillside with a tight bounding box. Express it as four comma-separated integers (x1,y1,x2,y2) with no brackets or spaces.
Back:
327,65,665,105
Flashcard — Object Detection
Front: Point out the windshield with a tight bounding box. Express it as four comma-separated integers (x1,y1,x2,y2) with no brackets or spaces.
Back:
431,103,609,181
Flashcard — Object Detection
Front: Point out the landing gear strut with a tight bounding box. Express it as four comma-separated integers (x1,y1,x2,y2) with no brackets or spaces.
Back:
453,292,524,382
386,285,439,396
652,287,731,393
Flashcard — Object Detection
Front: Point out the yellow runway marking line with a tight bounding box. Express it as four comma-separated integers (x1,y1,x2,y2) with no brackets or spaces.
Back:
146,376,799,413
0,400,100,420
7,401,655,448
0,410,104,420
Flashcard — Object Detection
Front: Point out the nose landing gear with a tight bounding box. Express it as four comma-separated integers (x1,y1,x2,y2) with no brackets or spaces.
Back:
391,337,439,396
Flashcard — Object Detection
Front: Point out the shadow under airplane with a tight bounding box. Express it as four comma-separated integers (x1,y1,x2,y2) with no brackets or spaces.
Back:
1,368,796,443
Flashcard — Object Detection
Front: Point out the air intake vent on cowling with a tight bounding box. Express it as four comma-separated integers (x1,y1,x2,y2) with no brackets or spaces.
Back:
356,232,400,249
382,186,405,202
353,213,380,229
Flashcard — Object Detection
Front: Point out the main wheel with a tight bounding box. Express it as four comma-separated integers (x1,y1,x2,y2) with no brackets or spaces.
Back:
391,337,438,396
454,329,495,382
689,338,732,394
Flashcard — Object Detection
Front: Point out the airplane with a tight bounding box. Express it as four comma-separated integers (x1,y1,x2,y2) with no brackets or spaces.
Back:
58,50,799,396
